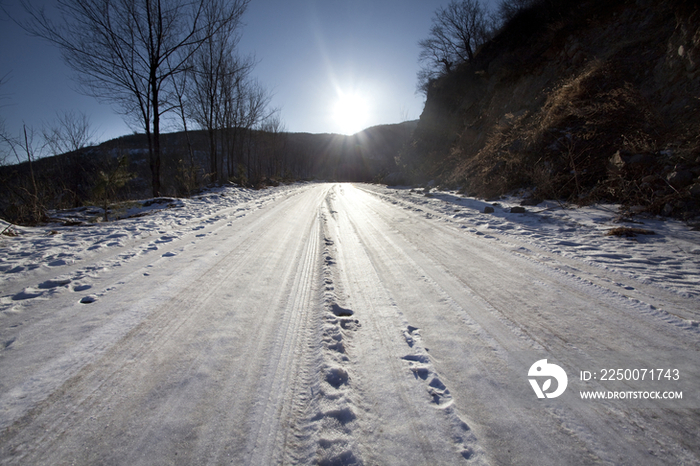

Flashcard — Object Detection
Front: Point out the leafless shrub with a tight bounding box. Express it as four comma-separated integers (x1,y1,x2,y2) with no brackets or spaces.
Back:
42,110,96,156
92,155,134,221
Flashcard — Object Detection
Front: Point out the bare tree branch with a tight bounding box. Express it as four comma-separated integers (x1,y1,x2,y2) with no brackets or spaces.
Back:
18,0,250,196
42,110,97,156
417,0,493,94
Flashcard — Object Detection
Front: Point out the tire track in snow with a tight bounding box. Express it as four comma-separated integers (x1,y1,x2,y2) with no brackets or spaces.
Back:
0,185,328,465
244,193,323,464
323,184,486,464
358,185,700,324
341,184,700,465
301,198,365,465
0,184,308,307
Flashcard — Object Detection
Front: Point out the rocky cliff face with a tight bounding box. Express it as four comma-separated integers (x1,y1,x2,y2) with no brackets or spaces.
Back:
404,0,700,218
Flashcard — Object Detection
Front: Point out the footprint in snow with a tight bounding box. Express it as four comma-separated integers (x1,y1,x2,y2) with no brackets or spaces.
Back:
402,354,430,364
320,407,356,425
12,289,43,301
330,303,353,317
410,365,430,380
339,318,360,331
403,325,420,347
38,277,72,289
162,251,177,257
142,245,159,253
48,259,68,266
325,366,349,388
428,377,452,405
80,295,97,304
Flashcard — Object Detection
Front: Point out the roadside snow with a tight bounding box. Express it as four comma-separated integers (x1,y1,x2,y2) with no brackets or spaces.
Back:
0,183,306,304
364,185,700,305
1,182,699,465
3,182,698,322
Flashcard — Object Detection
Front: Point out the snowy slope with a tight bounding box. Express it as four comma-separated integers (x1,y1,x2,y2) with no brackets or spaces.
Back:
1,182,698,465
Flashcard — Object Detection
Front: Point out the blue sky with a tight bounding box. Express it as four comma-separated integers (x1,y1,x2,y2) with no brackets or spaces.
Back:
1,0,496,145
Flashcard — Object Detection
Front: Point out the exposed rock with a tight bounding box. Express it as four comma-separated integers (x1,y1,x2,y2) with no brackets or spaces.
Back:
483,206,495,213
610,151,628,169
667,170,694,188
606,226,655,237
510,206,527,214
611,151,654,169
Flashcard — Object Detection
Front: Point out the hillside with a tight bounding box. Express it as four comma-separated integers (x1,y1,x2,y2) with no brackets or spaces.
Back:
402,0,700,219
0,121,416,224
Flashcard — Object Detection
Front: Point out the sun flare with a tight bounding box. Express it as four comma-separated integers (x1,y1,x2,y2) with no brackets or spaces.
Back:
333,92,369,135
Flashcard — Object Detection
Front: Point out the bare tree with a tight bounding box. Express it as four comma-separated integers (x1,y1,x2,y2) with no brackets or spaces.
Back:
417,0,492,93
19,0,250,197
0,124,46,223
42,109,96,156
0,117,10,167
0,73,11,166
187,26,275,186
496,0,537,24
237,78,274,183
259,112,286,178
188,19,254,182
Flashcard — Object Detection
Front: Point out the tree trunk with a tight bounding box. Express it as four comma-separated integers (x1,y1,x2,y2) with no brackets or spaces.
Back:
151,90,162,197
208,127,218,181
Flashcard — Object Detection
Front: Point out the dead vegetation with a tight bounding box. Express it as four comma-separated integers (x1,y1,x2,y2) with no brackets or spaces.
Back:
403,0,700,220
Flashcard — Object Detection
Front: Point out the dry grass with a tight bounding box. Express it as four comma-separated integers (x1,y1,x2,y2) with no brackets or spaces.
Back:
409,0,700,218
1,225,20,237
452,56,670,205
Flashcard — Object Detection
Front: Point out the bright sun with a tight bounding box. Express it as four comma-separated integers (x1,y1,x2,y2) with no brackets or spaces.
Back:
333,92,369,135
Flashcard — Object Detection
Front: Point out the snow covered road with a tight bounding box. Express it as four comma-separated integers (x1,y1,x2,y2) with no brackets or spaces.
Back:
1,182,699,465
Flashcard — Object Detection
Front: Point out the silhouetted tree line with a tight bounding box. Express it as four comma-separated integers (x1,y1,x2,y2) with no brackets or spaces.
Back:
1,0,424,225
0,120,415,225
18,0,262,197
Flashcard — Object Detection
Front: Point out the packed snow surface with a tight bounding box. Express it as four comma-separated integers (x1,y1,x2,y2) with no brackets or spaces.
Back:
1,182,698,465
